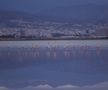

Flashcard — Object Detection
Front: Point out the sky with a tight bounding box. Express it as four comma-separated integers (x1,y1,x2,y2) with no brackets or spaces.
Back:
0,0,108,13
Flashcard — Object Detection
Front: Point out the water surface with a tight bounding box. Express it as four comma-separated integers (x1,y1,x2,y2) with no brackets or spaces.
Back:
0,40,108,90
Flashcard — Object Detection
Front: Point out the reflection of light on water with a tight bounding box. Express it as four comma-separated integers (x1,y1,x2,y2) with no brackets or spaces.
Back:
0,45,105,61
96,45,101,56
7,52,10,56
53,52,57,59
46,52,57,58
46,52,51,57
64,51,70,57
64,51,67,57
34,52,40,57
77,46,93,56
33,52,38,57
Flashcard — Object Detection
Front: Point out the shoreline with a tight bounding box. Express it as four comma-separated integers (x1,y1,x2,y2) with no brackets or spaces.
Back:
0,37,108,41
0,40,108,48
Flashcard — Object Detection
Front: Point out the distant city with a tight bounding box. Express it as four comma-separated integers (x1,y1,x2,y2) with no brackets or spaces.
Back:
0,11,108,40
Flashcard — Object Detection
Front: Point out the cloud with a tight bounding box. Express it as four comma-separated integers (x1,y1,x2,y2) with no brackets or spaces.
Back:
56,84,79,89
35,84,53,89
1,82,108,90
0,86,8,90
89,82,108,88
24,84,53,89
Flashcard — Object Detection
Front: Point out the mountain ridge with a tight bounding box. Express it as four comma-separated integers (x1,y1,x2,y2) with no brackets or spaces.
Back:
0,4,108,23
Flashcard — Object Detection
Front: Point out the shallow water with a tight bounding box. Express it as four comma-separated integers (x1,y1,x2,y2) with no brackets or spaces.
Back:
0,40,108,47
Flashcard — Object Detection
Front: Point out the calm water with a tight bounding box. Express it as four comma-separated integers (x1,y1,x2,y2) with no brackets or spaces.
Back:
0,40,108,90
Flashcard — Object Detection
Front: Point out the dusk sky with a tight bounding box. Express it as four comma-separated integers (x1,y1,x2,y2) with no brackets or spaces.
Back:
0,0,108,13
0,0,108,90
